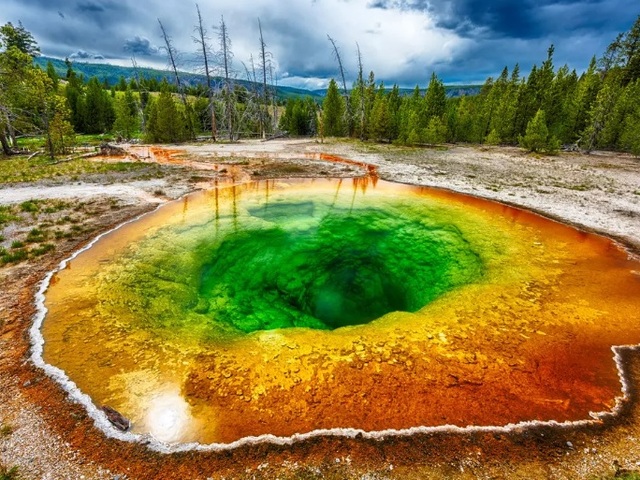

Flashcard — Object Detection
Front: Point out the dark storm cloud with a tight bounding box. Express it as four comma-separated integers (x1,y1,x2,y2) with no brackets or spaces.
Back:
69,50,105,59
366,0,637,86
123,36,160,56
69,50,92,59
250,14,335,79
1,0,638,88
76,1,107,14
370,0,633,40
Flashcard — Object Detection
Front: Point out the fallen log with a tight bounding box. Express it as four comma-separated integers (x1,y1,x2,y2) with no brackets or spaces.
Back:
26,150,43,161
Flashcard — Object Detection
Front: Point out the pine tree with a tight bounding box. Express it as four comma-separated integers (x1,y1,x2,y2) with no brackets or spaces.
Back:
63,65,86,132
322,79,345,137
568,57,602,142
404,110,422,146
0,21,40,57
144,97,158,142
449,96,475,143
369,89,390,142
0,42,33,152
472,77,494,142
156,86,181,142
424,117,448,145
602,15,640,84
485,129,501,145
581,77,622,151
519,109,559,153
619,82,640,154
362,71,377,139
387,84,402,141
48,97,75,156
491,65,521,143
599,78,637,148
46,61,59,91
113,88,139,139
424,72,447,120
83,77,115,134
117,76,127,92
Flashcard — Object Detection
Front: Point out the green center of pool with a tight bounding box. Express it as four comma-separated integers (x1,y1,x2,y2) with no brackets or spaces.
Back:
200,206,481,331
98,187,484,336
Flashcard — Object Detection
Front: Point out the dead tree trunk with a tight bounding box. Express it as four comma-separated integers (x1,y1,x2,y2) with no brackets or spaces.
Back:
219,16,234,141
269,63,278,133
0,131,11,155
327,35,352,136
356,43,366,140
158,18,195,140
130,55,147,134
194,4,216,141
258,19,269,140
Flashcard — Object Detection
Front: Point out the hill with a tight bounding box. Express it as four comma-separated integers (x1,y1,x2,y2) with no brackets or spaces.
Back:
310,85,481,98
35,56,480,100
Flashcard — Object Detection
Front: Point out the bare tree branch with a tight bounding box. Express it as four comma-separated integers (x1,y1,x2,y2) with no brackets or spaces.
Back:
356,42,366,140
327,34,352,135
218,16,235,140
158,18,195,139
130,55,147,133
193,3,216,140
258,18,269,139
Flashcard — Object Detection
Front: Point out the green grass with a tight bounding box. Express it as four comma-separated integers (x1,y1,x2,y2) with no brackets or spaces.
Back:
16,133,115,151
19,200,41,213
0,423,12,436
603,474,640,480
0,199,93,267
31,243,55,256
1,248,28,264
0,156,151,184
0,465,19,480
43,201,70,214
0,206,19,226
26,228,46,243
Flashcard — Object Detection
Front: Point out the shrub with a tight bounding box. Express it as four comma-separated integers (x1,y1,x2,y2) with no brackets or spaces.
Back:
19,200,40,213
31,244,55,256
519,109,560,154
0,465,20,480
26,228,46,243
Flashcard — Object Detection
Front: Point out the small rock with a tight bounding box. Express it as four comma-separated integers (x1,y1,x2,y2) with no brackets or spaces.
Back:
566,441,573,448
101,405,131,432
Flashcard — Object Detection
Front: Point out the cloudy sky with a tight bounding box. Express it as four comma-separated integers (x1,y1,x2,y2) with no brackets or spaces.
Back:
0,0,637,89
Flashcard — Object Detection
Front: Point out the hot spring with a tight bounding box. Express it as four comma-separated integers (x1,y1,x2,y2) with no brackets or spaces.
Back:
39,177,640,445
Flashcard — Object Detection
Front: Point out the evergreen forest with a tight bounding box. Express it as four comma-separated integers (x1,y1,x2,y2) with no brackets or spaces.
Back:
1,14,639,157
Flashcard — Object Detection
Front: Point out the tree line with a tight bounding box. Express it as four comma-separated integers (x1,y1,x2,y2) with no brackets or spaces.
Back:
310,15,640,155
1,14,639,157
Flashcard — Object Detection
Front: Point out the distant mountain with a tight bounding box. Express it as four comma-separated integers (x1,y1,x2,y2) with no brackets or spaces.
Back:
35,56,325,101
310,85,481,98
35,56,480,100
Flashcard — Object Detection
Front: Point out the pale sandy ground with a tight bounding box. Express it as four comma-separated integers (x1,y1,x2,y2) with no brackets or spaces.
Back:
0,139,639,480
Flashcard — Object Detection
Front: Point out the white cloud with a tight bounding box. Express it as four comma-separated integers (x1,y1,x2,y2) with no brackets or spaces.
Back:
0,0,636,86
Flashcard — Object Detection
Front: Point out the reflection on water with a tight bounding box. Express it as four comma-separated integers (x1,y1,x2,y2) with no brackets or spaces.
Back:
145,388,193,443
41,177,640,444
